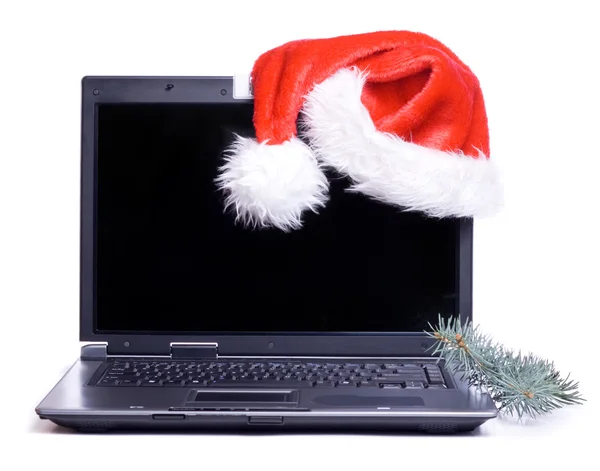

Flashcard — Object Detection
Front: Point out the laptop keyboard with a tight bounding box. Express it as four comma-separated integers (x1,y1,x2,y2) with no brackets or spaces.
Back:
95,360,447,389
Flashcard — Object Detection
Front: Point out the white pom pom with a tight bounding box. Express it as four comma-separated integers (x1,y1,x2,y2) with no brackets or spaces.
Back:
215,136,329,231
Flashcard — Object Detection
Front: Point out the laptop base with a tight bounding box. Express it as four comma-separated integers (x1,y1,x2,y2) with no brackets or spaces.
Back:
40,413,488,434
36,357,497,434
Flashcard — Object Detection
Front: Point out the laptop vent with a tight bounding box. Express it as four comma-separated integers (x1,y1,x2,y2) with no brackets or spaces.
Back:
77,420,114,431
418,423,459,434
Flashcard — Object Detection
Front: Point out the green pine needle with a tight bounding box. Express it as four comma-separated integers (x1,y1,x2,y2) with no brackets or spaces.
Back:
426,315,585,419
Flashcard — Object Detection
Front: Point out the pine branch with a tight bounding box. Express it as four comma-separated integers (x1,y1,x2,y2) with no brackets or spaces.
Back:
426,315,585,419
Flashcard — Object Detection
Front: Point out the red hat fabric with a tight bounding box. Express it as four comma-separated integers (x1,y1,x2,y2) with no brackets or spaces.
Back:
216,30,503,231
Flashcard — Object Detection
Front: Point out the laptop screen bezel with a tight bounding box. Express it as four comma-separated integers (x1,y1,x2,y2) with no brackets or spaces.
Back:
79,76,473,356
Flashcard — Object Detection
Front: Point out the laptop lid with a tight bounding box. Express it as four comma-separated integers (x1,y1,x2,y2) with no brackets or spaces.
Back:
79,76,473,357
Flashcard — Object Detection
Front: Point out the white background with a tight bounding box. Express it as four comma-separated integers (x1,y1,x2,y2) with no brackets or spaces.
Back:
1,0,599,468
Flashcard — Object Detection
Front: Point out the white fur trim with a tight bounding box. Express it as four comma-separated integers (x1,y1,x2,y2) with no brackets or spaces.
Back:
215,136,329,231
301,68,503,218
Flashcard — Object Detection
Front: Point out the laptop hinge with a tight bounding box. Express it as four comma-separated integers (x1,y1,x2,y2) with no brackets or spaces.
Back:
170,342,218,360
81,343,107,361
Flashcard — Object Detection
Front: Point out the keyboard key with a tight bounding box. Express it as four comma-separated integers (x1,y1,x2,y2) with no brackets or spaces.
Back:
424,366,445,385
340,380,361,387
163,380,185,387
381,383,404,389
380,374,426,381
189,379,207,385
427,377,444,385
119,375,142,381
397,367,423,373
140,380,163,386
404,381,425,389
358,381,378,387
315,380,337,387
117,379,140,386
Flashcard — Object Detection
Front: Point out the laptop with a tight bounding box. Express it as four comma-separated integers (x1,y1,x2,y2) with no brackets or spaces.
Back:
35,76,498,433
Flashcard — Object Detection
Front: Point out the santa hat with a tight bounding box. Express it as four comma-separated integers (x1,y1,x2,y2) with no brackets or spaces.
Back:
216,31,503,231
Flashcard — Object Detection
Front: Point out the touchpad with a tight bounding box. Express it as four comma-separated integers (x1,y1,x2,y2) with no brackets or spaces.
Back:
313,395,425,407
191,391,294,403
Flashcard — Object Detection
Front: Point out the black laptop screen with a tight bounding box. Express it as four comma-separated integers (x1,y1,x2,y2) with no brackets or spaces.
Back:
95,103,458,333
